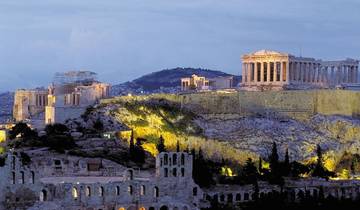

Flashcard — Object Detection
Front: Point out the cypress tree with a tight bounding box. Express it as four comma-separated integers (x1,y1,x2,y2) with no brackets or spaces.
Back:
156,135,166,153
176,140,180,152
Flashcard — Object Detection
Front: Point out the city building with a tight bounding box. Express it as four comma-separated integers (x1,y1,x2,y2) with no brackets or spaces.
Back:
241,50,359,91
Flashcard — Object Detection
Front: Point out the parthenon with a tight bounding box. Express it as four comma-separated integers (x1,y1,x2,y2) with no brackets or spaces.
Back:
241,50,359,90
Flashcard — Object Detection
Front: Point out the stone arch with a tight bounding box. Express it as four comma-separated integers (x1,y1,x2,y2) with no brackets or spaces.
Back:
72,187,78,199
149,207,155,210
154,186,159,197
30,171,35,184
116,186,120,195
235,193,241,201
172,168,177,177
160,206,168,210
11,171,15,184
20,171,25,184
39,189,47,202
99,186,104,196
164,168,168,177
139,207,146,210
86,186,91,197
181,154,185,165
227,193,233,203
164,154,168,165
181,168,185,177
141,185,146,195
128,185,133,195
173,153,177,165
127,169,134,180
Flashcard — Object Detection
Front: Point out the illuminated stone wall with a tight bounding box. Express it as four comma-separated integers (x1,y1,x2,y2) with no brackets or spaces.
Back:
149,90,360,120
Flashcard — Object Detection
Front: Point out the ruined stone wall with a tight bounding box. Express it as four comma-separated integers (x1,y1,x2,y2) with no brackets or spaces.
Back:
177,90,360,120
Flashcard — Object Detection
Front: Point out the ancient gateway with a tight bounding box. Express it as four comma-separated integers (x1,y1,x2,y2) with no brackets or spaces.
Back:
241,50,359,91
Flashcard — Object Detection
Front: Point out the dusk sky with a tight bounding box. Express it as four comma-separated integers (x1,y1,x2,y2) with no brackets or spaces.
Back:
0,0,359,92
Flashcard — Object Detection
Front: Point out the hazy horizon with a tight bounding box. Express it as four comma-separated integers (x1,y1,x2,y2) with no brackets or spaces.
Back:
0,0,359,92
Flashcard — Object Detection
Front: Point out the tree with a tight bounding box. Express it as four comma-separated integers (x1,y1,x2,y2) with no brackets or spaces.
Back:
282,148,291,176
242,158,259,184
268,142,284,185
156,135,166,153
129,130,135,156
193,148,214,188
258,157,263,175
176,140,180,152
312,144,334,179
9,122,37,140
45,123,69,135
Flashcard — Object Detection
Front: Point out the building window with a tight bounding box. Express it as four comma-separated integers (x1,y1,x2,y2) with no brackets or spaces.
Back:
173,154,177,165
244,193,249,200
140,185,146,196
181,168,185,177
116,186,120,196
172,168,177,177
164,168,168,177
86,186,91,197
164,154,168,165
31,171,35,184
11,171,15,184
128,185,133,195
72,187,78,199
20,171,24,184
99,186,104,196
236,193,241,201
181,154,185,165
154,187,159,198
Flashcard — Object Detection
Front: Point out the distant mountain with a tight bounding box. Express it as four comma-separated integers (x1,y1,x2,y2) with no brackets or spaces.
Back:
111,67,241,96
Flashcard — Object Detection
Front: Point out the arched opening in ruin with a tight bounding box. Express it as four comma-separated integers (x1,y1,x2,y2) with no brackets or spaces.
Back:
149,207,155,210
227,194,233,203
118,208,125,210
181,168,185,177
11,171,15,184
139,207,146,210
99,186,104,196
154,186,159,198
173,154,177,165
39,189,47,202
182,207,188,210
181,154,185,165
140,185,146,195
31,171,35,184
172,168,177,177
116,186,120,195
160,206,168,210
128,185,133,195
127,206,136,210
164,168,168,177
72,187,78,199
86,186,91,197
20,171,25,184
164,154,168,165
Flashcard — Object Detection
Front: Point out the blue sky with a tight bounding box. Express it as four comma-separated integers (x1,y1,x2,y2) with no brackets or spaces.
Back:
0,0,359,92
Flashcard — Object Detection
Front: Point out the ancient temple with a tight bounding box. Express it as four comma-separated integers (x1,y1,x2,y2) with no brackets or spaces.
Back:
241,50,359,91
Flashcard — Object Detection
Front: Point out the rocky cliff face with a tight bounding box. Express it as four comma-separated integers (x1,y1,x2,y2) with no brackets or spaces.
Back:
97,95,360,172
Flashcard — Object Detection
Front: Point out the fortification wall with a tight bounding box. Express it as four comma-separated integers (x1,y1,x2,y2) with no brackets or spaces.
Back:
178,90,360,120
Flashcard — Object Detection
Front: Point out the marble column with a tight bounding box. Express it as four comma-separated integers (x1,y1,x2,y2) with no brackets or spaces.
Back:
247,63,251,84
286,62,290,83
356,66,359,83
273,62,277,82
261,62,264,83
267,62,271,82
254,62,258,83
242,63,246,83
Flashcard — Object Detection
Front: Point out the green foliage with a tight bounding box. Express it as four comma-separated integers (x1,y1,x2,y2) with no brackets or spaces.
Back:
311,145,335,179
9,122,38,140
193,148,215,188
